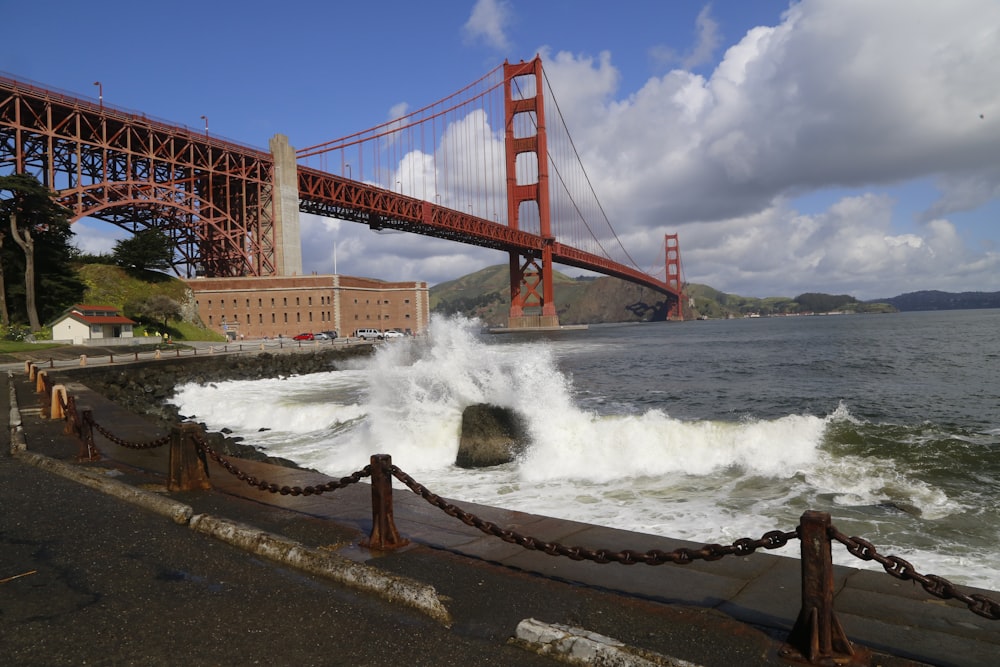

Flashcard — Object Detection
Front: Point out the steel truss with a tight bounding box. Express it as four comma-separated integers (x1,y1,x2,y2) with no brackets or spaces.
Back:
0,74,276,277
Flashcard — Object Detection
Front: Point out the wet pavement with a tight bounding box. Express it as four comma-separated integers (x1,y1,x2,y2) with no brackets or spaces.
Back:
3,356,998,666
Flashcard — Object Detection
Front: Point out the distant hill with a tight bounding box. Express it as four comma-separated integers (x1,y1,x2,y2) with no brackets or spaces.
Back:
868,290,1000,311
431,265,999,324
430,265,676,326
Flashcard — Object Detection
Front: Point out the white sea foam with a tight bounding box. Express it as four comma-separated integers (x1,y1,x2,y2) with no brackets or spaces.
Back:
169,314,1000,590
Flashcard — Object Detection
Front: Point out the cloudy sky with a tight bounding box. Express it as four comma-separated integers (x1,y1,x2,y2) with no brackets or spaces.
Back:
4,0,998,299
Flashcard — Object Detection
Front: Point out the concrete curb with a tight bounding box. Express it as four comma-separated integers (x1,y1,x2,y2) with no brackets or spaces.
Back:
6,371,453,628
8,370,26,454
512,618,703,667
11,449,195,525
189,513,453,627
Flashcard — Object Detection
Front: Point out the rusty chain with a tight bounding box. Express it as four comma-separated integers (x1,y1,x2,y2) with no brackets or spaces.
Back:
27,365,1000,622
193,434,370,496
91,419,171,450
389,464,796,565
831,528,1000,620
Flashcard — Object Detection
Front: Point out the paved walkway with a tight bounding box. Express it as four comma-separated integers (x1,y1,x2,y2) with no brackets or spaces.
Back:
3,362,998,666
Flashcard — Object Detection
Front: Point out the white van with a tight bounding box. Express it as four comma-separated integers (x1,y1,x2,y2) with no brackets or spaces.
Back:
355,328,383,340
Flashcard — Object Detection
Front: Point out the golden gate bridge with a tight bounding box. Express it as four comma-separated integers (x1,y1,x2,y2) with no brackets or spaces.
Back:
0,57,684,327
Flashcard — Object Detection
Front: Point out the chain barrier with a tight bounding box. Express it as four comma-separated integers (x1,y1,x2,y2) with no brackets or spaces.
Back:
90,419,171,450
193,434,371,496
831,528,1000,620
22,361,1000,636
389,463,796,564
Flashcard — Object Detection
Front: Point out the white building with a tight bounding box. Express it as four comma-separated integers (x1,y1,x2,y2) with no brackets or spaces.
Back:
49,304,135,345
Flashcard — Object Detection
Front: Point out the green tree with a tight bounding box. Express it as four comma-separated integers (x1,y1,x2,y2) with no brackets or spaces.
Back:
0,173,84,330
113,229,173,272
794,292,858,313
126,293,182,331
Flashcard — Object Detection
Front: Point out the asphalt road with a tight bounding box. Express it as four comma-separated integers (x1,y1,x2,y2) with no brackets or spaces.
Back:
0,445,572,666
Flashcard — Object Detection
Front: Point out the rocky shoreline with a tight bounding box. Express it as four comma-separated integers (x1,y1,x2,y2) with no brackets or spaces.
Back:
50,346,375,468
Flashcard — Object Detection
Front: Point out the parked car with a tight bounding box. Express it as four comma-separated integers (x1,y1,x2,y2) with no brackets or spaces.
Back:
292,332,314,341
355,328,382,340
314,332,330,340
320,330,338,340
382,330,404,339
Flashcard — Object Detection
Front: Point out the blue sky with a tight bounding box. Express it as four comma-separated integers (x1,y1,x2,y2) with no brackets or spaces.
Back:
3,0,999,299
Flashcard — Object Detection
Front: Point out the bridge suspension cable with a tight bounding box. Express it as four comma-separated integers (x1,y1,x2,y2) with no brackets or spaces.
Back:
537,67,643,273
295,58,675,298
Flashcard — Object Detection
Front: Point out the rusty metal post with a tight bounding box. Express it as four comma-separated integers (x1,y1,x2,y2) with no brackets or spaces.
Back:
361,454,409,551
781,511,867,665
167,423,212,491
50,384,68,419
77,409,101,462
63,395,78,435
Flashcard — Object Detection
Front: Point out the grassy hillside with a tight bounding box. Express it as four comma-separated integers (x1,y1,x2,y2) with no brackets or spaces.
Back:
77,264,190,309
74,263,224,341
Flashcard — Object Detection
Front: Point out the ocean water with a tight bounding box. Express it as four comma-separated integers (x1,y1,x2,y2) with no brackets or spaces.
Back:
170,310,1000,590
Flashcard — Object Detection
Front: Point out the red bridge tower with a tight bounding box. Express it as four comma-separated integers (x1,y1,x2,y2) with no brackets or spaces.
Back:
504,57,559,329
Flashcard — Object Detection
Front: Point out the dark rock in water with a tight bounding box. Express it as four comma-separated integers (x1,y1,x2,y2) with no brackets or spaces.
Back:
876,500,923,517
456,404,529,468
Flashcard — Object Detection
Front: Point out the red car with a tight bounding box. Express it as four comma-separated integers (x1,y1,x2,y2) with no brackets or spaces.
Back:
292,332,314,341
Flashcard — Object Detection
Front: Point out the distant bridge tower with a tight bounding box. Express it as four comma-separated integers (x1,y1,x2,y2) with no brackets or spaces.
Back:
665,233,685,321
504,57,559,329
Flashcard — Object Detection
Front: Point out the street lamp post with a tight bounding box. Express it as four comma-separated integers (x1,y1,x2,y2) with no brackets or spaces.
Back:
345,164,352,179
200,115,209,137
93,81,102,111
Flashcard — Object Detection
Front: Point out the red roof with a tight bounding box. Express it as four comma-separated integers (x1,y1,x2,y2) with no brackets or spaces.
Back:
70,314,136,325
60,304,136,326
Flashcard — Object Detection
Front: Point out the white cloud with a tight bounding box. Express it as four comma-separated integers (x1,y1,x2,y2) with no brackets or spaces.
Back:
650,4,722,72
534,0,1000,297
684,5,722,69
298,0,1000,300
462,0,512,51
70,219,129,255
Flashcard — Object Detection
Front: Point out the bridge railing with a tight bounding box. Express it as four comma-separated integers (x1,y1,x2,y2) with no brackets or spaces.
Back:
0,70,267,155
